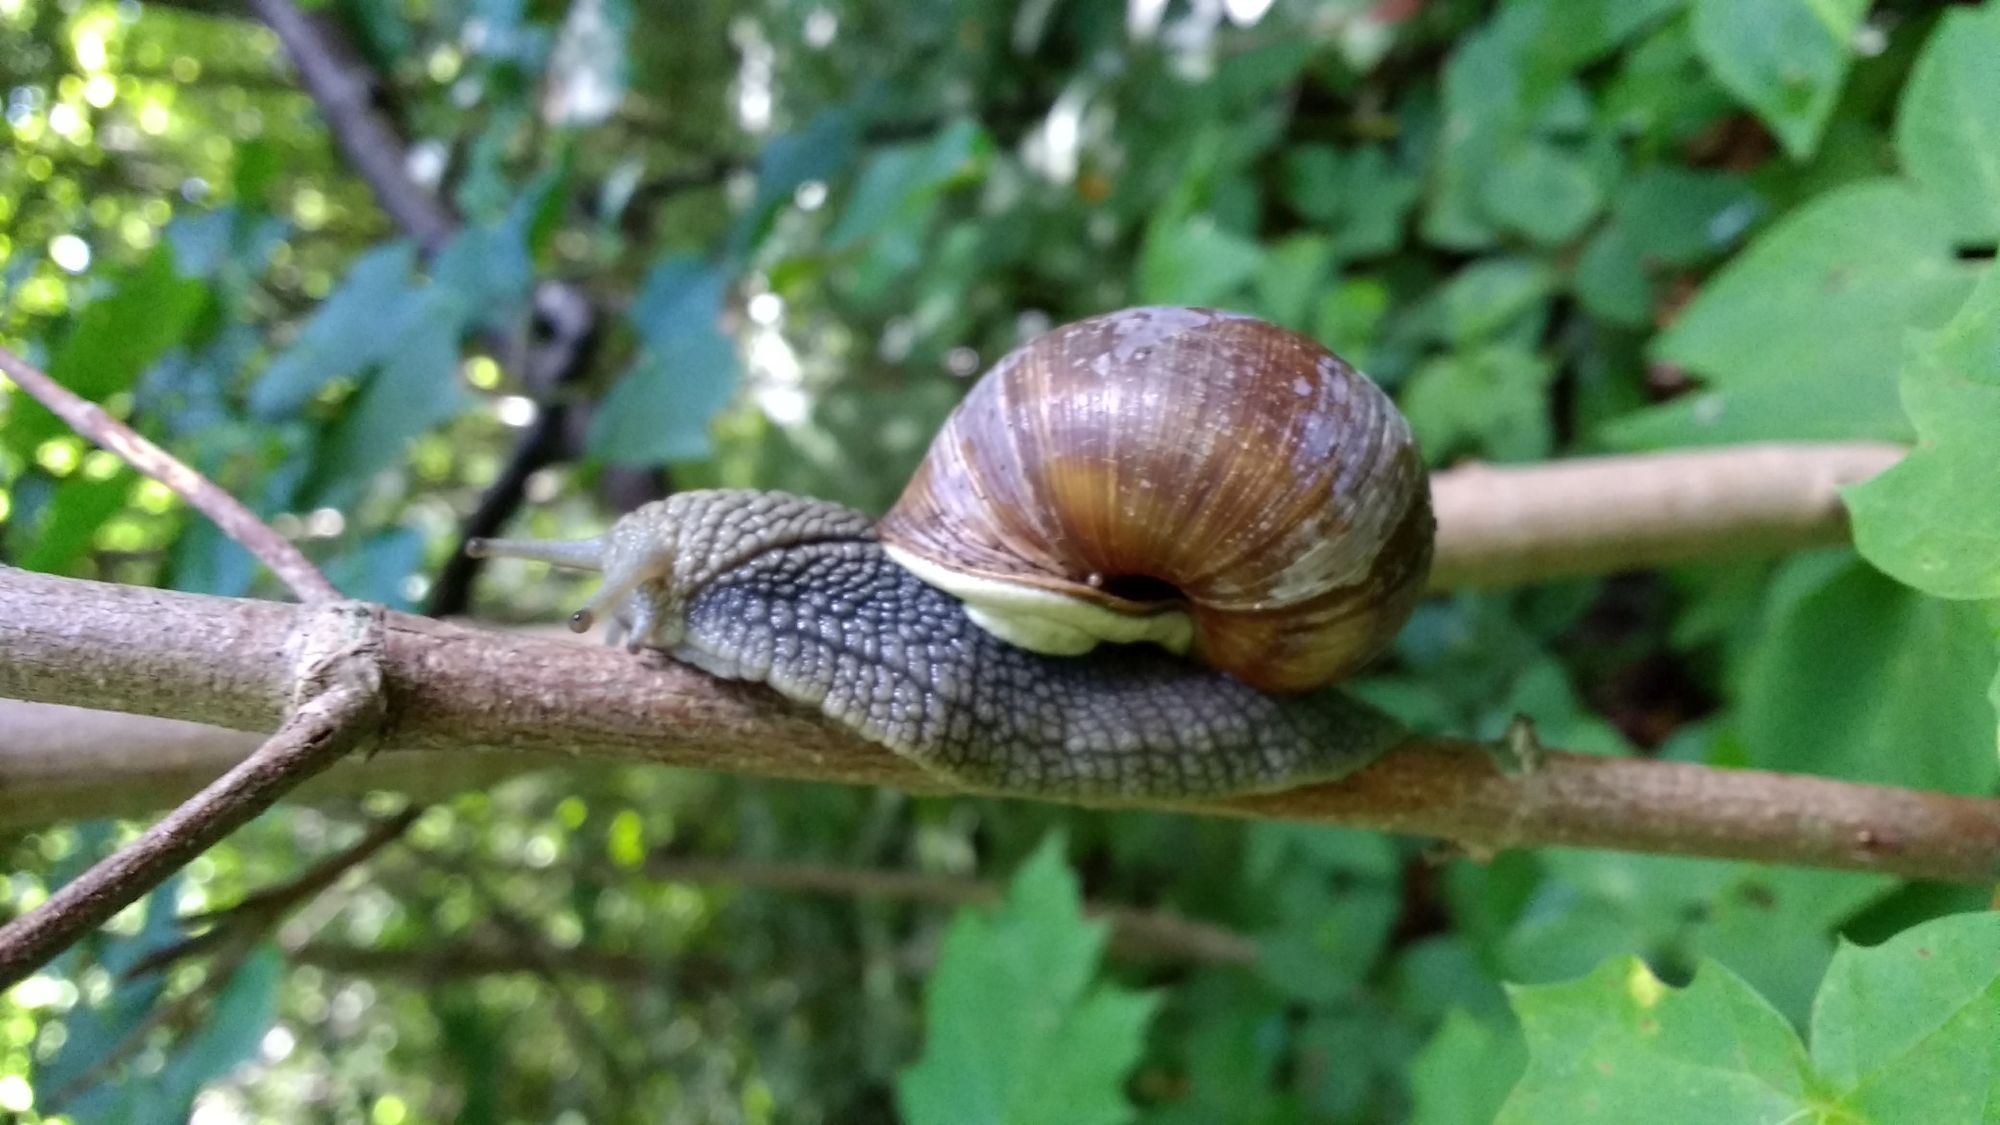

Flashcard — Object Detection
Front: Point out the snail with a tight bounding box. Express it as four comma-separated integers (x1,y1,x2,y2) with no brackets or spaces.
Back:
467,307,1434,799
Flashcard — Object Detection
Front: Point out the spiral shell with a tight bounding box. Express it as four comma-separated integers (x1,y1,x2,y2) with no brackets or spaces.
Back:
876,306,1433,694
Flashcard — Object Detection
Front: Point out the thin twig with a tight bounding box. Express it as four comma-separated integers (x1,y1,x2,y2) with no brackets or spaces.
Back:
0,600,386,988
6,569,1999,884
0,347,339,602
645,855,1259,966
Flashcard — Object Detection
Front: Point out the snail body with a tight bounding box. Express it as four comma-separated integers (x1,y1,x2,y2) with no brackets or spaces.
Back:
468,308,1432,798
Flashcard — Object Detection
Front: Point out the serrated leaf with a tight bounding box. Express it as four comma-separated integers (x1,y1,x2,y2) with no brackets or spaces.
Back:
1811,913,2000,1119
1895,4,2000,242
1847,267,2000,599
1498,957,1813,1123
588,256,739,465
896,837,1158,1125
1622,180,1980,446
1690,0,1871,160
1501,914,2000,1122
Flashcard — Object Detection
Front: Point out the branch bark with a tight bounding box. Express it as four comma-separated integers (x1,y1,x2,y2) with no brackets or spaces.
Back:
1427,442,1901,589
6,568,1997,884
0,599,387,987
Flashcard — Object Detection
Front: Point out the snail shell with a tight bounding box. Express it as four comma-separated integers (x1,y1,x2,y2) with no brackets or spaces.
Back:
876,306,1433,694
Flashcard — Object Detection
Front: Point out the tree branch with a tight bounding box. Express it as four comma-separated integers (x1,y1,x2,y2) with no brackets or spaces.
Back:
5,568,1997,884
0,347,340,602
0,599,387,987
1427,442,1901,589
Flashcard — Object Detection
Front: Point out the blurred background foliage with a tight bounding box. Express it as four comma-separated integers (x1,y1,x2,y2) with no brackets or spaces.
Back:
1,0,1997,1121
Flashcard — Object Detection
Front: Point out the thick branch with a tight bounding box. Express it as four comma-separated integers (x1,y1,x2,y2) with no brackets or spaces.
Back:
5,568,1996,884
0,600,386,986
0,347,339,602
1428,442,1901,589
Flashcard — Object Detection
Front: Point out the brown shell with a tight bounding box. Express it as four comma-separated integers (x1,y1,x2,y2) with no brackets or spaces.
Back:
877,306,1434,693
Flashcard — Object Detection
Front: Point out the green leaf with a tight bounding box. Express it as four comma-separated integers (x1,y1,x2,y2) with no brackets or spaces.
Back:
5,244,207,455
1281,144,1417,258
153,946,283,1116
1403,346,1555,464
1895,4,2000,241
1498,956,1812,1123
1136,214,1264,307
1739,554,1999,793
1810,912,2000,1119
1408,1012,1526,1125
828,118,990,251
1618,180,1980,446
1500,913,2000,1122
1434,258,1558,345
19,470,132,575
730,109,861,259
897,837,1159,1125
301,294,468,506
249,240,419,420
1847,267,2000,599
1618,167,1763,265
587,256,739,465
1484,140,1604,245
1689,0,1871,159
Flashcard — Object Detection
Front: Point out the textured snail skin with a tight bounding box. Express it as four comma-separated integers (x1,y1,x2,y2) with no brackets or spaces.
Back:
489,490,1406,799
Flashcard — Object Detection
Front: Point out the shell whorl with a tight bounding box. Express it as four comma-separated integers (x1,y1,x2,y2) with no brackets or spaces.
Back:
876,306,1433,693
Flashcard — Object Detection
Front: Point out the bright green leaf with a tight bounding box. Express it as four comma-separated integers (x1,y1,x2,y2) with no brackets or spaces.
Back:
1740,554,1999,793
828,118,990,251
1623,180,1980,446
1895,4,2000,241
897,837,1158,1125
1497,958,1812,1123
1847,267,2000,599
1690,0,1871,159
1811,912,2000,1119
